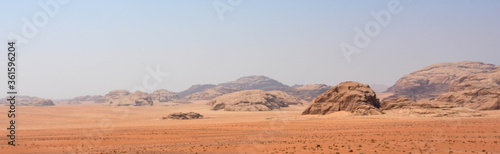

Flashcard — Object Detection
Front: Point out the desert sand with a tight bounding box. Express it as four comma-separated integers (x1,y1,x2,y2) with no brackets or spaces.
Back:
1,102,499,154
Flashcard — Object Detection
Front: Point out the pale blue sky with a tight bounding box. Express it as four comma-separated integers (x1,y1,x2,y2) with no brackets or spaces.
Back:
1,0,499,99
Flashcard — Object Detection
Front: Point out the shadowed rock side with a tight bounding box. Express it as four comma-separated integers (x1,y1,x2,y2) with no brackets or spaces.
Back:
218,76,289,91
386,61,498,101
151,89,179,103
302,81,381,116
283,84,332,102
163,112,204,120
208,90,295,111
184,86,241,101
98,90,153,106
177,84,216,98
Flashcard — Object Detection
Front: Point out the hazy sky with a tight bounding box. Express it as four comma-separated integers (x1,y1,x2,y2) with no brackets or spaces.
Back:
1,0,499,99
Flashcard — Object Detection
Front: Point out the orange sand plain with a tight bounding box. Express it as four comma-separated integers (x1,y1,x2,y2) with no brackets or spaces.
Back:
0,103,499,154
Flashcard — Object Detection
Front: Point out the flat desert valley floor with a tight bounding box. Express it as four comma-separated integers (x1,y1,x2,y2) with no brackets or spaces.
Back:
1,102,499,154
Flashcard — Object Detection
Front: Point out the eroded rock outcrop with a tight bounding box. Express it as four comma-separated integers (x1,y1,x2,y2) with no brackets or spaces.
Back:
386,61,498,101
302,81,381,115
163,112,204,120
432,68,500,110
151,89,179,103
218,76,289,91
178,84,217,98
209,90,292,111
284,84,332,102
184,86,241,101
99,90,154,106
0,96,54,106
70,95,103,102
267,91,303,105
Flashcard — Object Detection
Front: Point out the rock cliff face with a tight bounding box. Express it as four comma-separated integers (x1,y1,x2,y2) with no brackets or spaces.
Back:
302,81,381,115
208,90,294,111
386,61,498,101
0,96,54,106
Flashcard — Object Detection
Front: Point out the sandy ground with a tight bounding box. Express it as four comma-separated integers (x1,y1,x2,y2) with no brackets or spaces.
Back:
0,103,499,154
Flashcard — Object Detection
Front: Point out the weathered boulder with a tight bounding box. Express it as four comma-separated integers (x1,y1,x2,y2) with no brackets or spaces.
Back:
302,81,381,115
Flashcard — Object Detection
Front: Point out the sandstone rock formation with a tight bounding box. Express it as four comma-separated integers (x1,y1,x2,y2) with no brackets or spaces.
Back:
209,90,291,111
95,90,130,103
0,96,54,106
380,97,418,110
163,112,204,120
184,86,241,101
218,76,289,91
70,95,103,102
431,68,500,110
99,90,153,106
284,84,332,102
434,88,500,110
267,91,302,105
177,84,217,98
447,68,500,92
302,81,381,115
386,61,498,101
151,89,179,103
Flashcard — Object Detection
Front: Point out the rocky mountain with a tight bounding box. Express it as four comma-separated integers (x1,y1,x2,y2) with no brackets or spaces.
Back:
70,95,103,102
184,86,241,101
208,90,300,111
218,76,289,91
302,81,381,115
177,84,216,98
386,61,498,101
150,89,179,103
0,96,54,106
97,90,153,106
284,84,332,102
